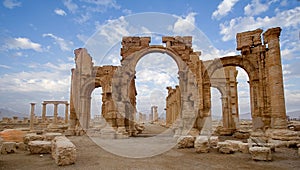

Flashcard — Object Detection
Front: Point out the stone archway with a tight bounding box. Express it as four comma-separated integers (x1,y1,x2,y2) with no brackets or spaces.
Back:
202,27,287,131
68,27,287,136
112,36,201,136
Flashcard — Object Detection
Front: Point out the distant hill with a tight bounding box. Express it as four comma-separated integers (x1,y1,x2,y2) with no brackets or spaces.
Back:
0,107,28,119
287,110,300,119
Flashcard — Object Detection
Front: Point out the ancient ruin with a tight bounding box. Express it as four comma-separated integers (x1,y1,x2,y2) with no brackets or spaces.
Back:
68,27,287,137
1,27,299,167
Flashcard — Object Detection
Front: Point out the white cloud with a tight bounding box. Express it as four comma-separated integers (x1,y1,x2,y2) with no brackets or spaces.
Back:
4,37,43,52
212,0,239,20
75,13,90,24
219,6,300,41
96,16,129,44
0,70,70,93
171,12,197,34
54,8,67,16
3,0,21,9
63,0,78,13
43,33,73,51
0,64,11,69
244,0,273,16
81,0,120,9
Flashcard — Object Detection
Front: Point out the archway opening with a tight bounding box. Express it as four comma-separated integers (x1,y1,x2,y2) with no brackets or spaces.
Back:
90,88,104,128
211,87,223,130
135,52,179,136
236,68,251,130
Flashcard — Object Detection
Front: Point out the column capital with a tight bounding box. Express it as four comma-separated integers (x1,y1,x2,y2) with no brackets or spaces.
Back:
263,27,281,43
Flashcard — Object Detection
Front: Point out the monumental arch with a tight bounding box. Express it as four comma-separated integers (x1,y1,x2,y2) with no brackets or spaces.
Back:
69,27,287,136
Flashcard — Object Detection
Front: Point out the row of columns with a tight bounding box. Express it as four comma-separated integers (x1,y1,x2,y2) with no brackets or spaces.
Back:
165,85,181,127
29,101,69,131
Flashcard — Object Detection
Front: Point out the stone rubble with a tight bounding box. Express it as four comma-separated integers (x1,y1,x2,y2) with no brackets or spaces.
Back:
52,136,76,166
1,141,17,154
28,140,52,154
194,136,210,153
177,135,195,149
249,147,272,161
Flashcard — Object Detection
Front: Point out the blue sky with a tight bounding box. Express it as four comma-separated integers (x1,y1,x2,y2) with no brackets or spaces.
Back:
0,0,299,118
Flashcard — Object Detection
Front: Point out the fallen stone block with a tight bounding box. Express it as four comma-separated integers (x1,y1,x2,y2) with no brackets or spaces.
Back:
1,142,17,154
28,141,51,154
266,129,300,141
52,136,76,166
225,140,243,152
177,135,195,149
249,147,272,161
209,136,219,147
217,142,234,154
194,136,209,153
16,142,27,151
238,142,249,153
23,133,44,145
233,130,250,139
268,139,288,148
44,133,62,141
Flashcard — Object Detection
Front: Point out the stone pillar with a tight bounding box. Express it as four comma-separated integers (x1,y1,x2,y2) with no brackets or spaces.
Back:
53,103,58,126
65,103,69,124
221,96,229,129
42,103,47,123
263,27,287,129
30,103,35,131
153,106,158,122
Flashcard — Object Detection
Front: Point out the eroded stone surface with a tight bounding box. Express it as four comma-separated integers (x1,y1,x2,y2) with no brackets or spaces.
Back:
23,133,44,145
1,142,17,154
194,136,209,153
217,142,234,154
177,136,195,149
52,136,76,166
44,133,63,141
209,136,219,147
249,147,272,161
28,140,51,154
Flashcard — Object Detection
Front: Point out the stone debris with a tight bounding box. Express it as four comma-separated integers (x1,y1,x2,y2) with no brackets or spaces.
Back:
266,129,300,141
224,140,243,152
23,133,44,144
217,142,234,154
209,136,219,147
44,133,63,141
177,135,195,149
28,141,51,154
1,141,17,154
194,136,209,153
238,143,249,154
16,142,27,151
249,147,272,161
52,136,76,166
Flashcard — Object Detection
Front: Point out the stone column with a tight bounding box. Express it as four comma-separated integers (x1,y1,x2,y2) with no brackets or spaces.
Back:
65,103,69,124
30,103,35,131
53,103,58,126
153,106,158,122
263,27,287,129
221,96,229,129
42,103,47,123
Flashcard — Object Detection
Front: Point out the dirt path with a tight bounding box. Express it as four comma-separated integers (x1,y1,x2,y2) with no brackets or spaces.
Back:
1,124,300,170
